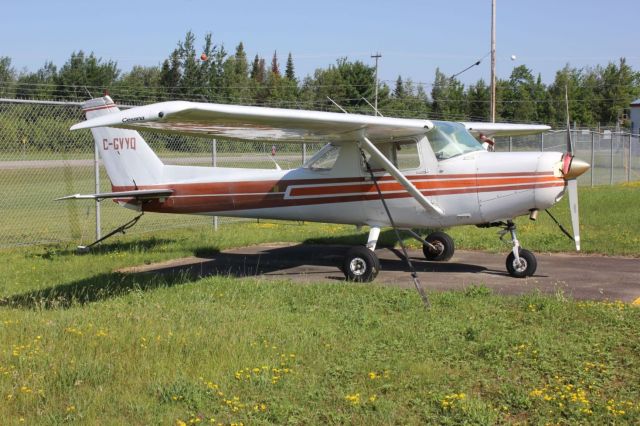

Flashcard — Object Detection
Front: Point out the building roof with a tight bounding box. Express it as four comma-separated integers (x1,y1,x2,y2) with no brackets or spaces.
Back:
631,99,640,106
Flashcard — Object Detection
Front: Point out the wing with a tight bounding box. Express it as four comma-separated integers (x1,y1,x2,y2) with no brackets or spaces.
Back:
56,189,173,201
461,122,550,138
70,101,434,143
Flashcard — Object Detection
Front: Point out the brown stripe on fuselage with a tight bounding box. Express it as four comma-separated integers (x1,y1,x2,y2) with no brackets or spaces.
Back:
130,180,564,214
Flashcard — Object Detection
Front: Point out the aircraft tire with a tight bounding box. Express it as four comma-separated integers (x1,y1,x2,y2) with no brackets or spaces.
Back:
422,231,455,262
343,246,380,282
506,248,537,278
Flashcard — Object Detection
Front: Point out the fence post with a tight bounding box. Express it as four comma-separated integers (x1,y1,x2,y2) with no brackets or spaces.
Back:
94,141,101,241
610,133,614,185
302,143,307,164
540,133,544,152
628,133,632,182
509,136,512,152
212,139,218,231
590,132,595,187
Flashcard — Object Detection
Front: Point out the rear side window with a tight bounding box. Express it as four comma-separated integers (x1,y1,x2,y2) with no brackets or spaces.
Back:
361,140,421,171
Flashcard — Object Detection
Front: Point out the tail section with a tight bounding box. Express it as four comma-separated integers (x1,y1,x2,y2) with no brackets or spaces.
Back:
82,96,164,187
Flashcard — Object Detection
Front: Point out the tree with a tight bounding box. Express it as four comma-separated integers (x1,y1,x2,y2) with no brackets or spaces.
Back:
393,76,406,99
0,56,16,97
431,68,466,120
54,51,119,100
595,58,640,126
115,65,161,102
270,51,280,77
500,65,536,122
159,48,182,98
222,42,250,102
285,52,296,82
16,61,57,100
466,79,490,120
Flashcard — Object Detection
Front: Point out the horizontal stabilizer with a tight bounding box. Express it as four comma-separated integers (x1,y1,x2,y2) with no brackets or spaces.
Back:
56,189,173,201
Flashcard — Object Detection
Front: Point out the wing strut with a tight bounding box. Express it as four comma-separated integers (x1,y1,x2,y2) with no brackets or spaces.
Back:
358,136,444,215
358,147,430,309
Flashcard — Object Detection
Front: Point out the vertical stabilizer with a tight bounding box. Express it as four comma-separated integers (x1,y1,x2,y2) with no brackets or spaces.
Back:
82,96,164,187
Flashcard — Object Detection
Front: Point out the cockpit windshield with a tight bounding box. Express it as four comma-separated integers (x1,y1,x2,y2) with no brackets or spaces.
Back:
427,121,484,160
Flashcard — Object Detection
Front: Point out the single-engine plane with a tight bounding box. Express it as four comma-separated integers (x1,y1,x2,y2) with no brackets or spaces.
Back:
61,96,590,282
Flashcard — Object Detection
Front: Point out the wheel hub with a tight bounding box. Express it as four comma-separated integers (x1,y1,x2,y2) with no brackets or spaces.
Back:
512,257,528,273
430,241,444,255
349,257,367,276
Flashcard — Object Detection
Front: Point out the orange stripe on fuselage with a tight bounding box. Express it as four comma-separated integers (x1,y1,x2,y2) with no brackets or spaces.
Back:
288,176,560,197
110,172,564,214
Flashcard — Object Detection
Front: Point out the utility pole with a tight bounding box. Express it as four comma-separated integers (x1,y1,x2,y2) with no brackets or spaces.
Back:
371,52,382,116
490,0,496,122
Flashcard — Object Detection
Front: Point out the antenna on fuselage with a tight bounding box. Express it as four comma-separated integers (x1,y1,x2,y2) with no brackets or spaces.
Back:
326,96,349,114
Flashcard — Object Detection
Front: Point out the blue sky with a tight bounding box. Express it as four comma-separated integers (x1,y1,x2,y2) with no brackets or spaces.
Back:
4,0,639,87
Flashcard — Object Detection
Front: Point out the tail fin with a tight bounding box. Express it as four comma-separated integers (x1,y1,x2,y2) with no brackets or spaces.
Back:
82,96,164,187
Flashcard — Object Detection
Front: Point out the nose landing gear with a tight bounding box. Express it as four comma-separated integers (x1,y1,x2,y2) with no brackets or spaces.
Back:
499,220,537,278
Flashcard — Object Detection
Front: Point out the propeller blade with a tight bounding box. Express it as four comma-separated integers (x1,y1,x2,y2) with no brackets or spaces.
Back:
565,85,573,154
567,178,581,251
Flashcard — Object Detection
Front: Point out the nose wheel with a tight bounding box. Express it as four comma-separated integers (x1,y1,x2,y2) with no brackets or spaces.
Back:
506,248,537,278
499,220,537,278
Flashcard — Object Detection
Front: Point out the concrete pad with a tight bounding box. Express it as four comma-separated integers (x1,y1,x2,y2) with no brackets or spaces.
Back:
120,243,640,303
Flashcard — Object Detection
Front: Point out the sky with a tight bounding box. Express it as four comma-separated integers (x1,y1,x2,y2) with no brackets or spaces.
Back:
3,0,639,88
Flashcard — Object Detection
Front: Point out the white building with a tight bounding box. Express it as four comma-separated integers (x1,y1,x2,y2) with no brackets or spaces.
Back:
631,99,640,135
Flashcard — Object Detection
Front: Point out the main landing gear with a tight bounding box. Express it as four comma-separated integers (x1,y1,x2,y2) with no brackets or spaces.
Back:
343,226,381,282
342,227,456,282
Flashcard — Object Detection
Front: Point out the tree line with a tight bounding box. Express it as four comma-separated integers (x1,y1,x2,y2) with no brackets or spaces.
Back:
1,31,639,128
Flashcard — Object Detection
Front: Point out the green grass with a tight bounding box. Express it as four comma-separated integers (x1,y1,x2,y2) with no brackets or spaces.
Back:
0,217,639,424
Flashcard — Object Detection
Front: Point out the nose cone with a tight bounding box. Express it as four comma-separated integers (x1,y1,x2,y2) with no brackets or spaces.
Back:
563,158,590,180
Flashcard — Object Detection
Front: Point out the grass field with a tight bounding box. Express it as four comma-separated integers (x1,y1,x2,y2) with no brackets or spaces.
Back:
1,183,640,424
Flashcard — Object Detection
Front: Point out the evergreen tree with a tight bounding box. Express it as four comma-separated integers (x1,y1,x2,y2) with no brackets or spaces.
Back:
251,55,261,81
393,76,405,99
222,42,250,102
431,68,466,120
270,51,280,77
285,52,296,81
466,79,490,120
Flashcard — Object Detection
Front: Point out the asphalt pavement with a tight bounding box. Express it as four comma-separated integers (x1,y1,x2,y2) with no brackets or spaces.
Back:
119,243,640,303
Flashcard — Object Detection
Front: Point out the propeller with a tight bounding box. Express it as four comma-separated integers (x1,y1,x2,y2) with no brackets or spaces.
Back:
561,86,590,251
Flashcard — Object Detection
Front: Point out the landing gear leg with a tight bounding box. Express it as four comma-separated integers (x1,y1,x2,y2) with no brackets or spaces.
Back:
343,226,381,282
500,220,537,278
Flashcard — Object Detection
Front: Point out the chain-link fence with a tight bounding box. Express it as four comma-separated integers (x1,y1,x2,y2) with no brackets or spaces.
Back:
494,130,640,186
1,98,638,248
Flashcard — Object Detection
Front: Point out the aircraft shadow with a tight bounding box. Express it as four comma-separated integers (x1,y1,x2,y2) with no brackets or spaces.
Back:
134,244,488,281
0,264,196,311
2,243,490,310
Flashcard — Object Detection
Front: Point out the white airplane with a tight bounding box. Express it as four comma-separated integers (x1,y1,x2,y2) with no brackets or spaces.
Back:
61,96,590,282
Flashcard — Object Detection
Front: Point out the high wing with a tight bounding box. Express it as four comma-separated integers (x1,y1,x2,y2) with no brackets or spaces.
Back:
461,122,550,138
71,101,433,143
56,189,173,201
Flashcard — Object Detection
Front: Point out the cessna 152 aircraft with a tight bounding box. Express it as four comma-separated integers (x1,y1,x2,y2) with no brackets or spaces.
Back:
62,96,590,282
